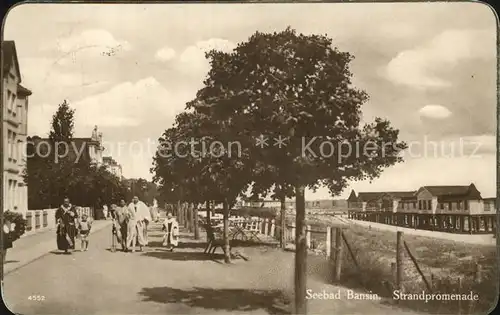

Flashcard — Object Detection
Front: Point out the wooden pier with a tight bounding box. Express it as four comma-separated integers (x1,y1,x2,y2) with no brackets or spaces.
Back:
347,211,497,234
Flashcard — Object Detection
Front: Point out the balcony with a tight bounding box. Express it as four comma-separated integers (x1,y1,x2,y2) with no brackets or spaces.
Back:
4,112,19,126
5,159,20,174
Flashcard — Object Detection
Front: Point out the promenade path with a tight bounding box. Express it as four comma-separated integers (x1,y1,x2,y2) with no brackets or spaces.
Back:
3,213,425,315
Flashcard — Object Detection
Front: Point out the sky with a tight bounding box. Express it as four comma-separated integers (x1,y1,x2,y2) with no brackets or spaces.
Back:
4,2,497,199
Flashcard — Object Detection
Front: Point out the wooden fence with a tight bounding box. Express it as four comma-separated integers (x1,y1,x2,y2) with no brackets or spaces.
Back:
179,207,489,312
348,210,497,235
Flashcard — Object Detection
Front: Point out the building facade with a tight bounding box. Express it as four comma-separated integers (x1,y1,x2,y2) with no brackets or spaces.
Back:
2,41,31,216
103,156,122,179
27,127,105,167
349,183,492,215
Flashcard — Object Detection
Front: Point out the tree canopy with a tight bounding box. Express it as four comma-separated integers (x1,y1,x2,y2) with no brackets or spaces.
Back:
25,101,130,209
152,27,407,312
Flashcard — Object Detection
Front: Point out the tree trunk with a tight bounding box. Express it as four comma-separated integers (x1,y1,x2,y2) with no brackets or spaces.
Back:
177,200,181,223
206,200,211,240
280,193,286,249
194,203,200,240
187,203,193,233
222,199,231,264
189,203,195,233
181,202,186,228
295,184,307,315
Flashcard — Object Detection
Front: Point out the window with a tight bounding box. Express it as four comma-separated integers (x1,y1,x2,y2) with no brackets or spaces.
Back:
440,203,444,210
464,200,469,211
413,202,416,209
457,201,461,210
17,140,22,163
7,180,13,209
10,93,17,112
423,201,427,210
428,200,432,210
448,202,452,210
7,130,12,160
418,200,422,210
12,132,17,162
7,91,12,112
12,180,17,206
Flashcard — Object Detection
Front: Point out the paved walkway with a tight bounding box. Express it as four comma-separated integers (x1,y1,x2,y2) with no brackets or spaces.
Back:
4,219,112,275
4,215,425,315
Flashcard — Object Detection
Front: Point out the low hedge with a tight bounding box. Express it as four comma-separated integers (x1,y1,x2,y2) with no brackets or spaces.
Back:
213,207,279,218
3,210,26,241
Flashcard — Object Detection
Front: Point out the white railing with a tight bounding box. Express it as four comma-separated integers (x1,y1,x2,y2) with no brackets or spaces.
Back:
24,206,93,236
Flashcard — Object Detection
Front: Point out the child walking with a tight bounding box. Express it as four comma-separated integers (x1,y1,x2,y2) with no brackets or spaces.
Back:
162,212,179,252
78,214,92,251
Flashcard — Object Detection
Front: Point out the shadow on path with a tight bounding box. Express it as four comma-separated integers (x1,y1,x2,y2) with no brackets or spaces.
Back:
147,240,208,250
49,251,72,255
148,240,278,250
138,286,290,314
4,260,20,264
141,250,225,262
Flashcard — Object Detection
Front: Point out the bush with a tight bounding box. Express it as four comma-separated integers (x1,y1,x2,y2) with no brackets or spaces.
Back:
3,211,26,241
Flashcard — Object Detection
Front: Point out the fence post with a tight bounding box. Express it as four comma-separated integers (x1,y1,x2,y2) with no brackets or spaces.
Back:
330,227,335,261
291,226,295,241
458,277,463,315
270,219,275,238
391,262,397,288
326,226,331,258
259,218,263,233
396,231,404,292
334,227,343,281
306,225,311,248
264,218,269,236
474,262,482,283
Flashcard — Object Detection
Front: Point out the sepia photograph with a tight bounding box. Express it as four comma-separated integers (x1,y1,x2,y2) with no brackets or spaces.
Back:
1,2,498,315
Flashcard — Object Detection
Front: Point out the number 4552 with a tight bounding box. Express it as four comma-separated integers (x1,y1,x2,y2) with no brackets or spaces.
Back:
28,295,45,301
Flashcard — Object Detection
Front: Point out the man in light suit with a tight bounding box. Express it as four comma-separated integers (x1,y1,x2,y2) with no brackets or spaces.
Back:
126,196,151,252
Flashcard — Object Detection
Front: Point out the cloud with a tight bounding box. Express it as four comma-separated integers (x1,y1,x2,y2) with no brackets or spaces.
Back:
52,29,131,56
27,103,58,136
418,104,452,119
67,77,176,131
19,57,81,89
176,38,236,77
384,29,495,88
45,77,190,139
155,46,176,62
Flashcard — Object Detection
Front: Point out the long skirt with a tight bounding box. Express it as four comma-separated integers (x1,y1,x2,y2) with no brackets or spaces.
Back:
57,224,76,250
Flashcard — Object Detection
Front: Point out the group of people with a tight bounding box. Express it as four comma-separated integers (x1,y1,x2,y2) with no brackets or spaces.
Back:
55,197,92,254
55,196,180,254
111,196,154,252
111,197,180,252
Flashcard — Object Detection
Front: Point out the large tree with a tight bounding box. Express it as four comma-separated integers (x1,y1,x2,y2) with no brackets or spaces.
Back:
153,110,254,259
26,101,128,210
189,28,407,314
